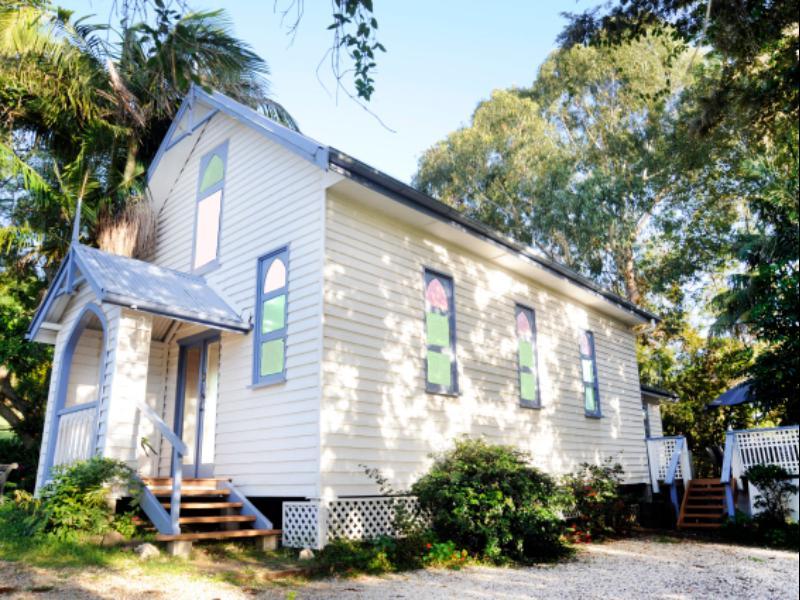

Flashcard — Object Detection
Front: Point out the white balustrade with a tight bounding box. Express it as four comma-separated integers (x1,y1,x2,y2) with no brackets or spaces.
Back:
646,436,691,493
52,406,96,467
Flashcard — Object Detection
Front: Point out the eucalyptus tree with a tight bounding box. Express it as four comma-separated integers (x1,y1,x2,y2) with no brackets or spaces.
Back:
414,32,737,306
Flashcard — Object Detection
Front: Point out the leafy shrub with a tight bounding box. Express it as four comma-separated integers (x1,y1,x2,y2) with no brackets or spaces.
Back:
423,540,470,568
721,510,799,551
6,457,142,541
314,531,435,576
562,459,635,538
411,439,568,563
745,464,798,525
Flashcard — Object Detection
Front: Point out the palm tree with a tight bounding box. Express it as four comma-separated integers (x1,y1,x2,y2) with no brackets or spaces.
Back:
1,0,294,268
0,0,294,450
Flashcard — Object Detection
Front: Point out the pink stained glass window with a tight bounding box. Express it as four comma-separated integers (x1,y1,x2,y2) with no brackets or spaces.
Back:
516,311,532,338
263,258,286,293
425,277,449,311
579,331,592,357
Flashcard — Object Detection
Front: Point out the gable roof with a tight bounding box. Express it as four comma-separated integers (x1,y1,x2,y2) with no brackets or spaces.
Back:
148,86,658,325
27,244,249,341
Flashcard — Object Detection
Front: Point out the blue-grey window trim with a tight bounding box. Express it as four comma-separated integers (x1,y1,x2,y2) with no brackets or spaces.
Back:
515,304,542,409
252,246,290,387
580,330,602,418
191,140,228,274
423,268,459,396
42,303,106,479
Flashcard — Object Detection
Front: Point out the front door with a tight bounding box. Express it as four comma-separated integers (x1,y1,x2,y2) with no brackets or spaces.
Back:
175,334,220,478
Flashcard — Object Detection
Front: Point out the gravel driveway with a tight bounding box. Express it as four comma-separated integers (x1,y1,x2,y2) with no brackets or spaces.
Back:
1,537,797,599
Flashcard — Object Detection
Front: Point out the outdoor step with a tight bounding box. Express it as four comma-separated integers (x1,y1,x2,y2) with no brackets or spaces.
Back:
148,488,230,497
155,528,281,542
161,501,243,510
682,512,725,519
178,515,255,525
685,504,725,511
677,522,723,529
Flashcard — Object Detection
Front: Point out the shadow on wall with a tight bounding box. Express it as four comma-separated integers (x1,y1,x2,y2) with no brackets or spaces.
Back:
320,205,642,499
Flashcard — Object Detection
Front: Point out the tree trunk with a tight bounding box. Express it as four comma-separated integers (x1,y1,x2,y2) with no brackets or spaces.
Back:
621,245,642,305
0,376,37,449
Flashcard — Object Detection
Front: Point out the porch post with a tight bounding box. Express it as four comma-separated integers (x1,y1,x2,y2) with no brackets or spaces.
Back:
100,309,153,469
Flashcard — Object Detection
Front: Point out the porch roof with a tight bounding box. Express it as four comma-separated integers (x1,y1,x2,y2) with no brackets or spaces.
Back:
27,244,250,341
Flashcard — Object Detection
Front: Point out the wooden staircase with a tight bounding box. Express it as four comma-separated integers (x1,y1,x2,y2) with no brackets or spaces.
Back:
141,477,280,553
677,478,728,529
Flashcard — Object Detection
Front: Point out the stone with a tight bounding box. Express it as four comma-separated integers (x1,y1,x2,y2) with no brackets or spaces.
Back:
166,540,192,558
134,543,161,560
298,548,314,561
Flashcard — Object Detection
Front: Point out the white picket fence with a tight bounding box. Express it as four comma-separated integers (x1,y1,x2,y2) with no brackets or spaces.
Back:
283,496,424,549
52,406,96,468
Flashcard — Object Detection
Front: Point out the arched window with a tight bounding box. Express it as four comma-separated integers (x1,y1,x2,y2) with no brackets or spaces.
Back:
193,142,228,271
423,269,457,394
254,247,289,385
515,305,540,408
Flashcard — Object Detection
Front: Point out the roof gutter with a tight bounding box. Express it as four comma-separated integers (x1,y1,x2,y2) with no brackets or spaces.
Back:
328,148,659,325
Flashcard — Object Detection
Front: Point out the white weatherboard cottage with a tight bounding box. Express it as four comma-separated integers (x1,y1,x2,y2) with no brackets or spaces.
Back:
29,86,689,551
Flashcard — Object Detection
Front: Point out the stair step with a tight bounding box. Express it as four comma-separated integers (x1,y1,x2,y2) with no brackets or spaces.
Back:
677,522,723,529
685,504,725,511
156,528,281,542
683,512,725,519
149,488,230,497
161,501,243,510
143,477,230,484
178,515,255,525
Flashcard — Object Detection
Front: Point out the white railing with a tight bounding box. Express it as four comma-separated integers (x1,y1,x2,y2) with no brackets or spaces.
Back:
283,496,425,549
134,400,187,535
52,405,96,467
646,436,691,493
721,425,799,517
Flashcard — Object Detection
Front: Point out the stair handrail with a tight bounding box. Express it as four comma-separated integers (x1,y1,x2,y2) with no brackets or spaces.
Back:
663,436,686,517
135,399,187,534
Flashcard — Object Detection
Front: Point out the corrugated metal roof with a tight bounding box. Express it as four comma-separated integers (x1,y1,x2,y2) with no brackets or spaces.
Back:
73,245,249,332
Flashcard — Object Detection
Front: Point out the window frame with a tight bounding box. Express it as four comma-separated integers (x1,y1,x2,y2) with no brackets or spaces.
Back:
423,268,459,396
252,246,289,387
515,304,542,409
580,329,602,418
191,140,228,274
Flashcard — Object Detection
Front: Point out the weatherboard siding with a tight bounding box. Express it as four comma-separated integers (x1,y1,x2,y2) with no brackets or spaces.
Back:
320,192,648,497
149,114,324,497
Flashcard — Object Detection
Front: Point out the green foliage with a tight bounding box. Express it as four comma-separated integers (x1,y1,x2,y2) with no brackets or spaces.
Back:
313,532,434,577
644,329,756,477
7,457,141,541
422,540,470,569
562,460,635,539
411,439,568,563
328,0,385,101
745,464,799,525
720,511,799,552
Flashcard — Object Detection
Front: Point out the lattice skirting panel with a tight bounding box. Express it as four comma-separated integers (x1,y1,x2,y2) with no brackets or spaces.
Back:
282,496,425,549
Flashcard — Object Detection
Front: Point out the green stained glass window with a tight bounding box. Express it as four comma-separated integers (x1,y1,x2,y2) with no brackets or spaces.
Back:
515,305,540,407
519,340,534,369
255,247,289,385
260,339,284,376
426,312,450,347
262,295,286,333
580,330,600,416
423,270,457,394
520,372,536,401
427,350,452,387
584,386,596,413
200,154,225,193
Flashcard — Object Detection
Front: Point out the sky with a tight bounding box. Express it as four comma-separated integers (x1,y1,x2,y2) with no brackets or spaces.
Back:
61,1,594,183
